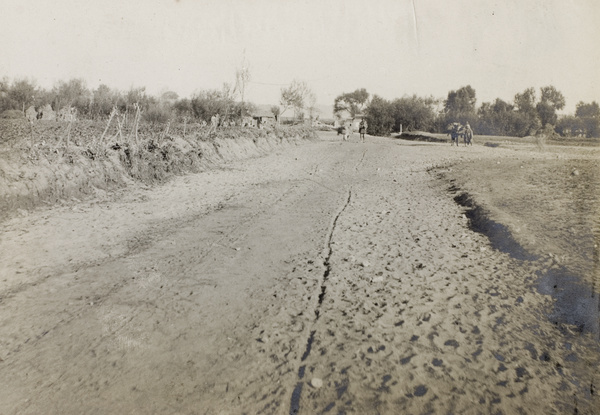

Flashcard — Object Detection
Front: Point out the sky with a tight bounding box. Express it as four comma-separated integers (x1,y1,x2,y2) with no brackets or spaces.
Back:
1,0,599,114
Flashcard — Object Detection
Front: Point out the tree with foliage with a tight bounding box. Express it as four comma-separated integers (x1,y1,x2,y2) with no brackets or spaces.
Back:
191,88,232,123
536,85,565,127
174,98,193,119
333,88,370,120
189,83,250,124
513,87,541,136
540,86,566,110
574,101,600,137
7,78,39,113
514,87,537,114
556,116,583,137
160,91,179,104
90,84,121,119
123,86,155,113
365,95,394,136
477,98,522,136
52,78,91,115
444,85,476,122
391,95,437,132
575,101,600,118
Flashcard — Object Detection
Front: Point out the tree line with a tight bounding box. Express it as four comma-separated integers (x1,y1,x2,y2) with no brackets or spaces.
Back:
0,76,259,125
334,86,600,138
0,73,319,127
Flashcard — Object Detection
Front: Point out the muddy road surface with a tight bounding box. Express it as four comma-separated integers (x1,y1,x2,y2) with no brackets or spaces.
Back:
1,131,598,414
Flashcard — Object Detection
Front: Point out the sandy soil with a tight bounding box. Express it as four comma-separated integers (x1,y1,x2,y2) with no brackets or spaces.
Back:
0,131,598,414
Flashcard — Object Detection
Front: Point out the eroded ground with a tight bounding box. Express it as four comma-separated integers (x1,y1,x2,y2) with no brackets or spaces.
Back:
0,131,598,414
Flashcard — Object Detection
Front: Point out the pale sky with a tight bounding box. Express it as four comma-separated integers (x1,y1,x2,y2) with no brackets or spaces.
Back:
1,0,598,113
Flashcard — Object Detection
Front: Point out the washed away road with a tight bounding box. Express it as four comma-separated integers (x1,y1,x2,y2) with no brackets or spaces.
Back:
0,131,597,414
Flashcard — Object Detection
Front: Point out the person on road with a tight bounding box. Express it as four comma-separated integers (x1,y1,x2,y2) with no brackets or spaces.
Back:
359,119,367,142
464,122,474,145
344,121,352,141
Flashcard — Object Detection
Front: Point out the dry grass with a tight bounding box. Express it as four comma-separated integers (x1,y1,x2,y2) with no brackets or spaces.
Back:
0,119,316,221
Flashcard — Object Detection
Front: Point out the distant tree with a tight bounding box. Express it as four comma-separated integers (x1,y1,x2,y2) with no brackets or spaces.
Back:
536,85,565,126
280,79,312,120
0,77,10,113
444,85,476,121
52,78,91,114
174,98,193,119
190,84,242,124
123,86,154,112
575,101,600,118
391,95,437,132
539,86,565,110
144,103,173,125
574,101,600,138
7,78,38,113
514,87,537,114
234,59,251,111
513,87,541,135
365,95,394,136
556,115,584,137
90,84,121,119
306,90,318,121
160,91,179,104
333,88,370,119
477,98,517,135
536,101,558,127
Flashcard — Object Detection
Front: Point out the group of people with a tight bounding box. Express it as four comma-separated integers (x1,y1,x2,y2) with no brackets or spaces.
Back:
449,122,474,146
338,119,475,146
339,119,368,142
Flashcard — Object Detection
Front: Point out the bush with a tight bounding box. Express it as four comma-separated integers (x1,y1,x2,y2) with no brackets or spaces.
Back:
144,105,172,124
0,110,24,119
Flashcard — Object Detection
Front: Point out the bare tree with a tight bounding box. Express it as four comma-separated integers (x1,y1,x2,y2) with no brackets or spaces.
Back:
234,57,251,115
280,79,312,120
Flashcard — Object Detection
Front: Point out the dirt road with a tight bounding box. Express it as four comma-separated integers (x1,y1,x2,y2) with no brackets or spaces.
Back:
0,132,598,414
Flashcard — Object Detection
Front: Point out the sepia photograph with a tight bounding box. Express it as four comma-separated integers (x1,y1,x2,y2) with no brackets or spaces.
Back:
0,0,599,413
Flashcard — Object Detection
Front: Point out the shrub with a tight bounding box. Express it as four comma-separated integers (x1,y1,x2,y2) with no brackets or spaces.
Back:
0,110,24,119
144,104,172,124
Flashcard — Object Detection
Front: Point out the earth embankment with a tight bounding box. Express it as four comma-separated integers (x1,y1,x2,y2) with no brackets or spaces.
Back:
0,119,316,222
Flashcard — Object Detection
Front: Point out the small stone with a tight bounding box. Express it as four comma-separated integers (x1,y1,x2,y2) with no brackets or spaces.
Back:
311,378,323,388
372,276,384,283
361,261,370,267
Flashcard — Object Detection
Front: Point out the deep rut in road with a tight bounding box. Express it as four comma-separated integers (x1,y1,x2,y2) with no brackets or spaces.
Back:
290,188,352,415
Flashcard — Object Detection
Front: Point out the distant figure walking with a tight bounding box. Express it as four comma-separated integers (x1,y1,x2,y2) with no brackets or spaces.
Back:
463,122,474,146
449,122,462,146
210,114,220,133
359,119,367,142
344,121,353,141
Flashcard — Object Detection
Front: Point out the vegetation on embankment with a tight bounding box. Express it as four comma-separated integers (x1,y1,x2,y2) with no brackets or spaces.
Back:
0,119,316,221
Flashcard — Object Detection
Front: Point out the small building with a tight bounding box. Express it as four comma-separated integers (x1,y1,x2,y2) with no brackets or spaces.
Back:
249,110,276,128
